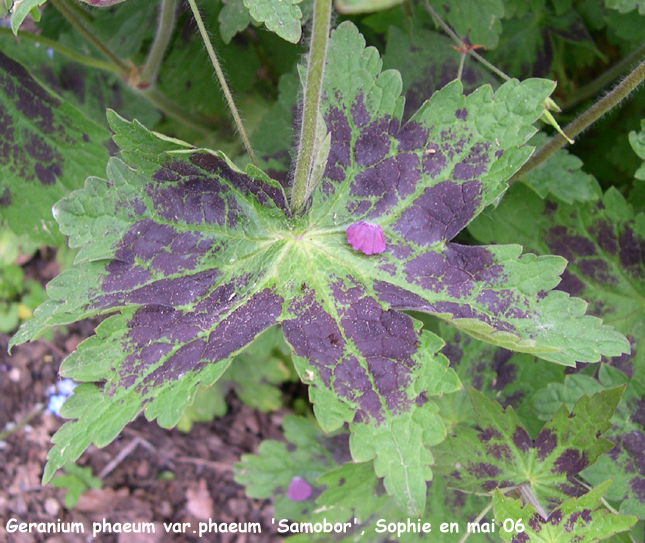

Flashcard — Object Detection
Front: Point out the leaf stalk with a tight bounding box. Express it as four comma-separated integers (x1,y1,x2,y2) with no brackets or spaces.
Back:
563,40,645,110
186,0,258,166
0,28,121,75
511,56,645,183
422,0,511,82
41,0,218,133
139,0,178,86
456,501,492,543
291,0,332,213
49,0,130,76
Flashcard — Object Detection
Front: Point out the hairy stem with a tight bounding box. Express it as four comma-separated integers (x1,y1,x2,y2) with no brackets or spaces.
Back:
291,0,332,213
0,28,121,75
563,40,645,110
456,501,493,543
46,0,215,133
186,0,257,165
511,57,645,182
139,0,178,86
49,0,130,76
422,0,511,82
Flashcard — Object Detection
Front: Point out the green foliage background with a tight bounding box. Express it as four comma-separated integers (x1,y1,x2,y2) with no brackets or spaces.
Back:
1,0,645,540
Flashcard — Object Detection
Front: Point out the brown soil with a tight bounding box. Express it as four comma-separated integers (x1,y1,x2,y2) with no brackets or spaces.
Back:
0,255,286,543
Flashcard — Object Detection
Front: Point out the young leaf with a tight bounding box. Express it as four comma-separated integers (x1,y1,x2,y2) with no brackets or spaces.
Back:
518,133,602,203
434,388,623,516
237,415,494,543
606,0,645,15
235,415,345,518
536,366,645,519
629,118,645,180
243,0,303,43
425,0,505,49
0,50,109,244
382,26,498,121
10,0,48,34
493,481,638,543
219,0,252,43
11,22,629,514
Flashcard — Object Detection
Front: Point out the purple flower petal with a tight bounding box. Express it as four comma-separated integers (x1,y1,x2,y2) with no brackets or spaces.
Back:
287,477,312,501
346,221,386,255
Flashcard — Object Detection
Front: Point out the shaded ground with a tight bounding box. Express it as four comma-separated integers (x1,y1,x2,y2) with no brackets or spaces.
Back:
0,254,285,543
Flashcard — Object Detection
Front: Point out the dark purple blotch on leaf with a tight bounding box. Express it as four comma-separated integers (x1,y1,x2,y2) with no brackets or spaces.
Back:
346,221,386,255
287,477,312,501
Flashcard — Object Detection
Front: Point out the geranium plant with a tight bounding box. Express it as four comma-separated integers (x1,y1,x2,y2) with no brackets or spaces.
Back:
1,0,644,539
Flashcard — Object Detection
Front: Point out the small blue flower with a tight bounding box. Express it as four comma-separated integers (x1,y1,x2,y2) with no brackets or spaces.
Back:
46,48,54,59
57,379,77,396
47,394,67,417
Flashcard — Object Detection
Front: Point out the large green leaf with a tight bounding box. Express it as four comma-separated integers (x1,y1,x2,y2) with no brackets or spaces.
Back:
12,22,629,515
434,388,622,517
0,49,109,244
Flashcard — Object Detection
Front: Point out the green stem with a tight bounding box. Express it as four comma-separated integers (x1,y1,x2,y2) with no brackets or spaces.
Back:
422,0,511,82
291,0,332,213
563,40,645,110
457,52,466,81
0,28,121,75
511,57,645,183
49,0,130,77
456,501,492,543
139,0,178,86
186,0,257,166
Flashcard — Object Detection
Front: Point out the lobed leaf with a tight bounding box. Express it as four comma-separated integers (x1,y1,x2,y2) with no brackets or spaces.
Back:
493,481,637,543
243,0,303,43
12,22,629,514
534,365,645,519
434,388,623,516
519,133,601,203
382,26,498,122
0,50,109,244
470,183,645,517
425,0,505,49
630,119,645,181
219,0,252,43
437,324,568,437
236,413,494,543
606,0,645,15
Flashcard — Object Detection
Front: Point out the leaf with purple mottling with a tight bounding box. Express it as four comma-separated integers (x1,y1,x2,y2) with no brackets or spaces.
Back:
534,365,645,519
10,22,629,514
469,183,645,517
0,50,109,245
493,481,637,543
434,388,623,516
